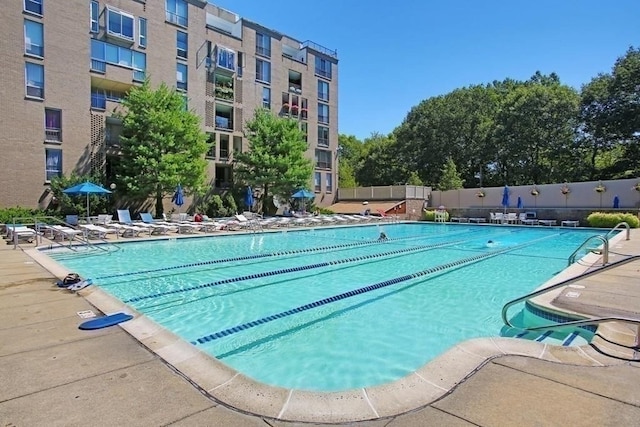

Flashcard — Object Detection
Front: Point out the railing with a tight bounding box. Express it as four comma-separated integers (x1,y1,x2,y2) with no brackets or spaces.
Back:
568,234,608,266
501,255,640,330
302,40,337,59
45,128,62,142
90,59,106,73
165,11,187,27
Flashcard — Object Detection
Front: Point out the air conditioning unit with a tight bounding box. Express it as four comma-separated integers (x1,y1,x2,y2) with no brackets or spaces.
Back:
295,88,302,94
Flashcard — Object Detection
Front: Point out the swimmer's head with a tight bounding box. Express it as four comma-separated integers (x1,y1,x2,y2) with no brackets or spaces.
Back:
488,240,494,244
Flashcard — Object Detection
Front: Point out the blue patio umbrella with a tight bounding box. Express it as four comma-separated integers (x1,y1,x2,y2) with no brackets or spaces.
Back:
613,195,620,209
172,184,184,212
517,196,523,210
501,186,510,213
292,189,314,212
244,186,254,211
63,181,112,221
292,189,314,199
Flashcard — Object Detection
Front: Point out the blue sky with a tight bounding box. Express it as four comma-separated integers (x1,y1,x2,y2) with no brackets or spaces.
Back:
209,0,639,140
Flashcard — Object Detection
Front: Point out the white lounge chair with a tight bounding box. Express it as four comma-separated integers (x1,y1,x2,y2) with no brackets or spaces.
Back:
79,224,118,239
139,212,174,234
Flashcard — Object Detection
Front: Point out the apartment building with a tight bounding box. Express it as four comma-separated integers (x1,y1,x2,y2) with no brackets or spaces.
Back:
0,0,339,210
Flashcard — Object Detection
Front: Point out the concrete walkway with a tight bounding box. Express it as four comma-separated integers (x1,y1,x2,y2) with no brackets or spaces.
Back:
2,228,640,426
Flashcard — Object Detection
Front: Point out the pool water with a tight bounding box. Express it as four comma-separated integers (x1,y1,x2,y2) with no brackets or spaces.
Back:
46,223,602,391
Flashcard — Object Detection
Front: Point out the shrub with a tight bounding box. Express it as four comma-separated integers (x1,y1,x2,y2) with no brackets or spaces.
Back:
422,209,449,222
224,193,238,215
586,212,639,229
0,206,51,224
203,195,226,218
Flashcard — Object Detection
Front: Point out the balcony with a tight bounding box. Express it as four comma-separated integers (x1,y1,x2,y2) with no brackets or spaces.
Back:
318,115,329,124
165,11,187,27
215,116,233,131
214,84,234,102
45,128,62,142
318,137,329,147
91,60,107,73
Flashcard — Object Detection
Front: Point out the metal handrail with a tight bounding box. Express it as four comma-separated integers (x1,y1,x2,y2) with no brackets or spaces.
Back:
501,255,640,329
606,221,630,241
568,234,608,266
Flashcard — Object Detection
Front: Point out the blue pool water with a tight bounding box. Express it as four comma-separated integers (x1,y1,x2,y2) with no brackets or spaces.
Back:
45,223,603,391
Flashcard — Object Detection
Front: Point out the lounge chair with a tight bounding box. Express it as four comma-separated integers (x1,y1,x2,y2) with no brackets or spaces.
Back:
79,224,118,239
5,225,37,242
114,209,152,237
139,212,174,234
49,225,84,242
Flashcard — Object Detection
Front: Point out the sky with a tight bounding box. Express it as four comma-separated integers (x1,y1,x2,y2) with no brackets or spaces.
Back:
208,0,639,141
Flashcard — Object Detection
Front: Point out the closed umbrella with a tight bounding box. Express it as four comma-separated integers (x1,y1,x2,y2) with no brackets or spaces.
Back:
613,195,620,209
244,186,254,212
172,184,184,213
517,196,523,210
501,186,510,214
62,181,111,222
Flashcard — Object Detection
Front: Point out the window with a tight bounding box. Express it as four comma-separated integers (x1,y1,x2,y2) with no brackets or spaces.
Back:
315,149,332,169
315,57,332,79
24,19,44,57
138,17,147,47
301,98,308,120
176,31,187,59
176,63,187,91
256,59,270,83
165,0,188,27
301,122,308,142
317,126,329,147
24,0,43,16
237,52,243,77
215,46,235,71
90,1,99,33
256,33,271,57
105,118,123,147
314,172,321,192
45,109,62,142
45,148,62,181
318,103,329,124
318,80,329,102
25,62,44,99
106,7,134,41
326,173,332,193
262,87,271,109
132,51,146,81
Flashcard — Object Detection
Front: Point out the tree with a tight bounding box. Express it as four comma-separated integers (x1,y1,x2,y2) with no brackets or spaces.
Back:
437,157,464,190
234,109,313,214
115,80,208,216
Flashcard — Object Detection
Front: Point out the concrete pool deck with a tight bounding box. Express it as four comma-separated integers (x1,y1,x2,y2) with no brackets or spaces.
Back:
2,226,640,425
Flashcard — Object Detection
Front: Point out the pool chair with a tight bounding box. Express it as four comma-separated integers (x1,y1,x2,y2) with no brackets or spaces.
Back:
139,212,175,234
48,225,84,242
79,224,118,239
5,225,37,242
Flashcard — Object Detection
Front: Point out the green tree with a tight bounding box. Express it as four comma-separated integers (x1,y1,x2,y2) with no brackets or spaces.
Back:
337,134,364,187
234,109,313,214
115,80,208,216
437,157,464,190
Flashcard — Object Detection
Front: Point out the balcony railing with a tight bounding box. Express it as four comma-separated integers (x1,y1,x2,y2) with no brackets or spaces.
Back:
91,94,106,110
177,81,188,91
165,11,187,27
45,128,62,142
215,117,233,131
318,115,329,124
256,46,271,57
302,40,337,59
315,68,332,79
318,137,329,147
91,60,106,73
316,161,332,169
214,85,234,101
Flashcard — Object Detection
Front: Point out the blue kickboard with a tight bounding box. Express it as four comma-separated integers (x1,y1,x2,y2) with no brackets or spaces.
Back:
79,312,133,330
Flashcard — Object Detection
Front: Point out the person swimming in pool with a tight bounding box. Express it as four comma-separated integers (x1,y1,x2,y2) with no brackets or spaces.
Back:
486,240,497,247
378,231,388,241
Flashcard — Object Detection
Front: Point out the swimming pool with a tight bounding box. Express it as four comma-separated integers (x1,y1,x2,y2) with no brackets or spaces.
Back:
45,223,602,391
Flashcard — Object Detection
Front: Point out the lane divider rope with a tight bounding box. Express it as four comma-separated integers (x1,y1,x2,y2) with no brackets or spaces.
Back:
190,232,561,345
